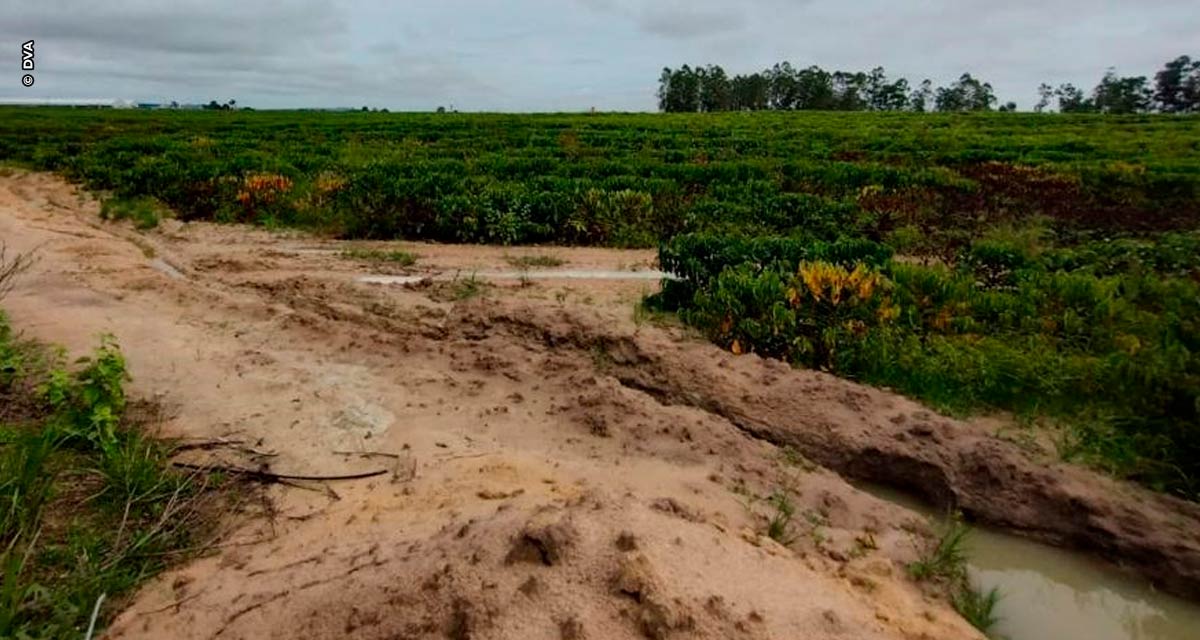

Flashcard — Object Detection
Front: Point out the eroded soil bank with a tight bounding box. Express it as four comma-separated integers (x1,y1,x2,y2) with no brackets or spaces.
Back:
476,304,1200,601
1,171,1197,638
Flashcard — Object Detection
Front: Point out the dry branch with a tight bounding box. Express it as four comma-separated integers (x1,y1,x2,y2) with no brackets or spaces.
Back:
0,242,36,300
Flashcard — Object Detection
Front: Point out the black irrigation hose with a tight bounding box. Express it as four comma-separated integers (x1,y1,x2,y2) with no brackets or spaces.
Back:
172,461,388,482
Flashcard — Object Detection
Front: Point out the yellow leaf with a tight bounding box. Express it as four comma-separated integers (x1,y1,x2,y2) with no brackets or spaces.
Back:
787,287,801,307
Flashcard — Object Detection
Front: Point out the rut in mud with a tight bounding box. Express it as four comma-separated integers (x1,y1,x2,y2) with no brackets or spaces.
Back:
1,170,1197,638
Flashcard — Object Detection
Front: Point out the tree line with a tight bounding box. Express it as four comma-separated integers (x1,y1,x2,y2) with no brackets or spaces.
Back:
657,55,1200,114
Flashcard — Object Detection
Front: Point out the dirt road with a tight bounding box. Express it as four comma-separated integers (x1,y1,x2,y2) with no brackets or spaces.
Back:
2,171,1197,639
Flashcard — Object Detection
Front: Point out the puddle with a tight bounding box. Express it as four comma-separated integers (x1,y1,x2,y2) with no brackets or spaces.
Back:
358,275,425,285
357,269,673,285
859,483,1200,640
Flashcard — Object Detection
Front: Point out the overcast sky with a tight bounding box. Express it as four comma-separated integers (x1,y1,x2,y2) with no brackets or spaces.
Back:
2,0,1196,111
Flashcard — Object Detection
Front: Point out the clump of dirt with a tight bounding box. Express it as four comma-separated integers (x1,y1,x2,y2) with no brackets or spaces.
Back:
505,508,578,566
649,497,704,523
612,553,698,640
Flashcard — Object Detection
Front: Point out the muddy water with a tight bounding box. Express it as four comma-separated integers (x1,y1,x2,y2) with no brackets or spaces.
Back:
860,483,1200,640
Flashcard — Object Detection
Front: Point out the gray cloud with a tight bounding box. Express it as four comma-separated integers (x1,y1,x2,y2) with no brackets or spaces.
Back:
5,1,346,56
578,0,753,39
638,7,748,39
1,0,1196,110
2,0,492,107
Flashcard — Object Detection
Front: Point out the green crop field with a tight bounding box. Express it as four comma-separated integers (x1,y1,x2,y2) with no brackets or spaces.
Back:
2,107,1199,499
1,108,1198,246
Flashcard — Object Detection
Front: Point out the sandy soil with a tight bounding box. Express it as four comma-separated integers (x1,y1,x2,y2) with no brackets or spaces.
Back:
1,170,1196,639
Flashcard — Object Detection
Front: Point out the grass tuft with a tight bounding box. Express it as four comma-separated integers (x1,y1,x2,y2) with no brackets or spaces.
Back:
954,583,1002,636
450,273,487,300
908,514,971,581
340,247,418,266
504,254,565,269
100,196,169,230
765,490,796,544
907,514,1004,637
632,298,680,329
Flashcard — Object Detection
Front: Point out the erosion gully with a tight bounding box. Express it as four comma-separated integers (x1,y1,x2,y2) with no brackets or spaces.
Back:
395,270,1200,640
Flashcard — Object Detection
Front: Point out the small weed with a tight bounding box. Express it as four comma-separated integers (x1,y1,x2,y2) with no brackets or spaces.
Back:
803,509,830,528
340,248,418,266
517,267,534,288
0,341,23,392
451,273,487,300
778,445,816,472
765,490,796,544
906,514,1003,636
632,300,679,328
590,344,613,371
504,254,564,269
953,583,1002,636
908,514,970,582
850,532,878,558
0,243,35,302
633,302,648,326
802,509,830,546
100,196,168,230
809,527,828,546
